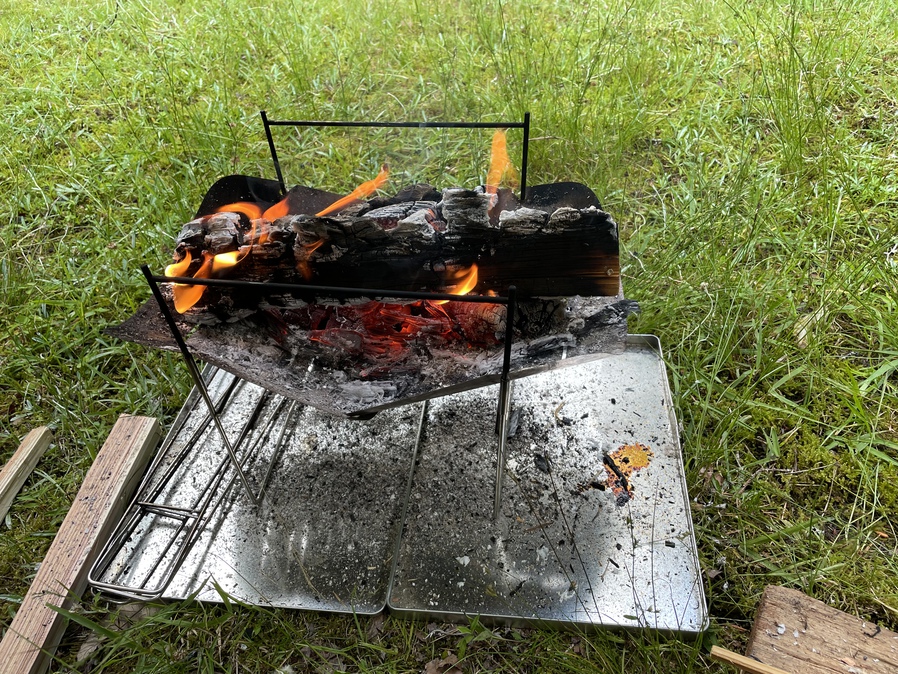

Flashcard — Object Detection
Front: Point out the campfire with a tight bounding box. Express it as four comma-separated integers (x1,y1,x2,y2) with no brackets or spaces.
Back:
92,118,705,632
111,117,637,416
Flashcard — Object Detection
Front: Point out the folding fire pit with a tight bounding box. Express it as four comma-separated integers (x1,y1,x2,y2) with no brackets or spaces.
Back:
90,115,707,634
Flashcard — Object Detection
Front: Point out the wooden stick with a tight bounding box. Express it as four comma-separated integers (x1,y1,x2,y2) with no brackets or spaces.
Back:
0,415,160,674
0,427,53,522
710,646,793,674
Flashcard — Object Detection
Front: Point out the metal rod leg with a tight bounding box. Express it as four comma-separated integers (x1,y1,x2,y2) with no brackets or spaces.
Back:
493,286,517,521
493,380,514,521
141,265,261,506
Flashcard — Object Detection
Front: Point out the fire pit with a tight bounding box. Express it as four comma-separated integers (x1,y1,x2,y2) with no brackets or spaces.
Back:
90,115,706,633
110,114,634,417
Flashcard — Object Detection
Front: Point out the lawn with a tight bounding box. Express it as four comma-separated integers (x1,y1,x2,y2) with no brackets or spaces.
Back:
1,0,897,671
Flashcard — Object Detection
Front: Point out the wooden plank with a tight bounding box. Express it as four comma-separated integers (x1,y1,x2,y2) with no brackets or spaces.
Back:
0,427,53,522
0,415,160,674
711,646,793,674
746,585,898,674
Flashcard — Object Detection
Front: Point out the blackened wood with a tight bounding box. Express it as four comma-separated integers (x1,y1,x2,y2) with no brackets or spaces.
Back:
172,191,620,311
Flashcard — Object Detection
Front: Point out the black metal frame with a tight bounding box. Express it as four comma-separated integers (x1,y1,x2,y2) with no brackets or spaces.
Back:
259,110,531,202
141,266,518,519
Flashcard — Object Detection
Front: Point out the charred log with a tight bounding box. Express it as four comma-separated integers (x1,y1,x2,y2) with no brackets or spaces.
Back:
170,186,620,320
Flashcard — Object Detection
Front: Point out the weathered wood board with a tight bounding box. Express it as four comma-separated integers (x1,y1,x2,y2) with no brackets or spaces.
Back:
745,585,898,674
0,427,53,522
0,415,160,674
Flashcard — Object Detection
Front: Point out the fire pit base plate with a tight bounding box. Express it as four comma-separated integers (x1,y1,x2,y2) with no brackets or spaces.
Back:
91,335,705,634
388,335,706,633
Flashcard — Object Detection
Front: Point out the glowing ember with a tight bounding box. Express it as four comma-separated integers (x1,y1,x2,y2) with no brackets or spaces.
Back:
485,129,519,195
316,165,390,217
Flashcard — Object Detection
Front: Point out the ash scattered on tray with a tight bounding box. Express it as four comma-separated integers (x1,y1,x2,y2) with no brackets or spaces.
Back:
389,355,679,621
180,399,424,611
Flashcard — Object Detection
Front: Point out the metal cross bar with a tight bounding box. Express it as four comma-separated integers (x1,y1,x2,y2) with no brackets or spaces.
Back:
259,110,531,201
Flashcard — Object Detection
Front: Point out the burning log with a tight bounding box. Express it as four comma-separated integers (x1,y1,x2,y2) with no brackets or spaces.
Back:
168,184,620,320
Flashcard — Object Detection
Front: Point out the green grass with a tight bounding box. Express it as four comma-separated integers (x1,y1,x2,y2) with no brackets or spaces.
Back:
1,0,897,671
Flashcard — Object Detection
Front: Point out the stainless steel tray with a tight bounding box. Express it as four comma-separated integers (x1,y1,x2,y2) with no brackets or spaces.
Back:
90,335,706,634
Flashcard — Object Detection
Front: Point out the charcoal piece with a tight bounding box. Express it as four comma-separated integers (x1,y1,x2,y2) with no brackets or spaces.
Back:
498,207,549,233
367,183,441,209
395,206,441,237
365,201,439,231
204,212,242,253
174,220,206,252
580,299,640,331
447,302,506,343
440,188,491,230
526,334,577,356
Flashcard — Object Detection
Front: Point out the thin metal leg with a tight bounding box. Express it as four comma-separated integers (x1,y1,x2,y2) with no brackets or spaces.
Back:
520,111,530,202
260,110,287,196
386,400,430,603
493,381,515,521
141,265,261,506
493,285,517,521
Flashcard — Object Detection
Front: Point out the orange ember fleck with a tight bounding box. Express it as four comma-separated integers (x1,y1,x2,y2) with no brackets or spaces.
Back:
316,165,390,216
605,443,654,503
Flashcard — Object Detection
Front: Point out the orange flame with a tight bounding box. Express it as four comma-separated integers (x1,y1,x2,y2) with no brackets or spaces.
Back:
296,238,325,281
246,218,271,246
316,165,390,217
436,264,478,304
263,197,289,220
165,251,193,278
172,200,286,313
485,129,519,195
212,250,241,274
215,202,263,220
172,251,214,314
171,244,252,313
215,197,289,222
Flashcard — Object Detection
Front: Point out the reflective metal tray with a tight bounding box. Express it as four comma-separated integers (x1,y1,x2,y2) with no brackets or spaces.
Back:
91,335,706,634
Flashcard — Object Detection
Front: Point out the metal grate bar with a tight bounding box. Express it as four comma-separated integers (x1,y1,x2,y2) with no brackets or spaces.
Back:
259,110,531,200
